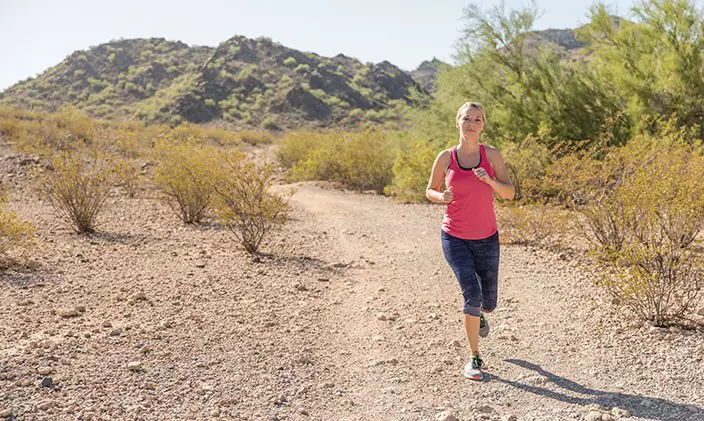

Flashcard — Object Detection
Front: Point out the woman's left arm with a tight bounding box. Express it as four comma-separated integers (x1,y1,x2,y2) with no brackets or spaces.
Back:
481,146,515,200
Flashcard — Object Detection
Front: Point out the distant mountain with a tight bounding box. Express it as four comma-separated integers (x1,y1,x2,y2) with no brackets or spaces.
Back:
0,27,596,129
0,36,429,129
410,58,451,93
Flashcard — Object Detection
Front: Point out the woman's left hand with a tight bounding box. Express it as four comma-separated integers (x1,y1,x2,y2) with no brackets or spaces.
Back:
472,167,493,185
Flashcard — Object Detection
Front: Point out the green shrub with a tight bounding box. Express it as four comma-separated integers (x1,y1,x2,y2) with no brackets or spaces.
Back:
583,141,704,325
496,204,571,247
214,159,290,254
0,193,35,257
153,143,222,224
113,159,141,198
43,152,114,234
385,136,436,202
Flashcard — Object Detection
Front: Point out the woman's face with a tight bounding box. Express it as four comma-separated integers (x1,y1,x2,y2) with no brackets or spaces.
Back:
456,108,485,138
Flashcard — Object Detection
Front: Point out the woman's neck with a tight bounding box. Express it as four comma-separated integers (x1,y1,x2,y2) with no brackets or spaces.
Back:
458,135,480,150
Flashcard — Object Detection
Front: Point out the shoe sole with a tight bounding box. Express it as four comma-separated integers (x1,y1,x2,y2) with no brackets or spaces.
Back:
464,372,483,381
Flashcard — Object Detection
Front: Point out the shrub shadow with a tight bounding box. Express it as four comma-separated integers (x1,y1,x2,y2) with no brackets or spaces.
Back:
484,359,703,421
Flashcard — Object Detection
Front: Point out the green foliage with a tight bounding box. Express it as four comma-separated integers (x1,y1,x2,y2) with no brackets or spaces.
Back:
385,135,437,202
153,142,222,224
581,0,704,137
278,130,396,193
283,57,297,67
568,132,704,324
0,192,35,256
214,158,291,254
294,64,311,73
43,151,115,234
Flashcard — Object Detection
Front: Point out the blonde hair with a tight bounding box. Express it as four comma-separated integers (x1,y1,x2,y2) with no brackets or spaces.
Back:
456,102,487,123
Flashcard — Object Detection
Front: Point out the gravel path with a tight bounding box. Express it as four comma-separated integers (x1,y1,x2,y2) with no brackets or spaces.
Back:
0,167,702,420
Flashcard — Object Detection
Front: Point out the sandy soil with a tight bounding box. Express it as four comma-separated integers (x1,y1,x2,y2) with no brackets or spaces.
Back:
0,148,703,421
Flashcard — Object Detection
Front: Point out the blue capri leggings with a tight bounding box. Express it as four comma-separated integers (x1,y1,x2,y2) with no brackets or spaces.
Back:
441,230,500,317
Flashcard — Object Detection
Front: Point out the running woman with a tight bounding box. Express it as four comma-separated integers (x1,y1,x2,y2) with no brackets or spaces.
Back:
425,102,515,380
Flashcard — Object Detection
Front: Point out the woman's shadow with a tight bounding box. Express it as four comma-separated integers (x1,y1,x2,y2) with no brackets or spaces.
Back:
484,359,703,421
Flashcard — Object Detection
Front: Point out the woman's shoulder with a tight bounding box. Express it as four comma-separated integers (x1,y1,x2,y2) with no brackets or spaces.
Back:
481,143,501,157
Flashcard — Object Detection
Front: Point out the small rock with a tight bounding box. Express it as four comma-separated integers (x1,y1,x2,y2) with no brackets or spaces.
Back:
375,313,388,321
448,340,462,347
102,320,112,328
56,307,80,317
317,277,330,282
585,411,604,421
0,408,13,418
436,410,457,421
210,409,220,417
475,405,494,414
502,416,518,421
319,382,334,389
127,361,143,371
195,262,206,268
697,307,704,316
109,328,122,337
293,282,307,291
40,377,54,388
372,335,385,342
37,366,52,375
132,292,147,301
611,407,631,418
37,400,55,411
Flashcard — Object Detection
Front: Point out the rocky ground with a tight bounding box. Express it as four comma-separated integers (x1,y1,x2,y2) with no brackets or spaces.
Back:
0,147,703,421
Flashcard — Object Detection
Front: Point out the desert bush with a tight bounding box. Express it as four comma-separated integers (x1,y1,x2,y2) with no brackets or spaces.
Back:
113,159,141,198
279,130,396,194
214,159,291,254
43,152,114,234
238,130,274,145
584,141,704,325
0,193,35,257
501,137,553,202
496,204,572,247
153,143,221,224
385,136,437,202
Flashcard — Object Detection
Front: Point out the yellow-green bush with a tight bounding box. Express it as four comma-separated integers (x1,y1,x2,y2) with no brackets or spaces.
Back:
584,141,704,325
0,194,35,257
214,159,290,254
113,159,141,198
496,204,572,247
278,130,396,194
43,152,114,234
385,136,437,202
501,137,553,202
153,143,223,224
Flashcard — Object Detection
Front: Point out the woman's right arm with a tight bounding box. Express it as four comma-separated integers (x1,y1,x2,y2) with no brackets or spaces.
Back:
426,150,450,203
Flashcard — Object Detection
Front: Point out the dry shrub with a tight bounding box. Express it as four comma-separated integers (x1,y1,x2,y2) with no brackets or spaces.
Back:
238,130,274,145
0,193,35,258
43,152,114,234
386,136,437,202
214,158,291,254
279,130,395,194
153,143,222,224
585,141,704,325
113,160,141,198
502,137,553,202
497,204,572,247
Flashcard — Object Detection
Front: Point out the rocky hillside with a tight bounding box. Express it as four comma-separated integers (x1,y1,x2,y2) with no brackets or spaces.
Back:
0,37,429,130
410,58,450,93
0,27,591,129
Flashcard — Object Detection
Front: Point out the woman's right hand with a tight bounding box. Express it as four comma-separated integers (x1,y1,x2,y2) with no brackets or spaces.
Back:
442,188,453,204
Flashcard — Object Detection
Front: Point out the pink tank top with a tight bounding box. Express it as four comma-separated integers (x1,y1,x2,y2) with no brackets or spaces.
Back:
441,144,497,240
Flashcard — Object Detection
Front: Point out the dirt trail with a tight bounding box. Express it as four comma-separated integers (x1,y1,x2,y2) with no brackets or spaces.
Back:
0,166,702,421
287,183,704,421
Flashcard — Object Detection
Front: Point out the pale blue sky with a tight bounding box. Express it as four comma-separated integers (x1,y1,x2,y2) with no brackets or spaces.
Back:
1,0,639,91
